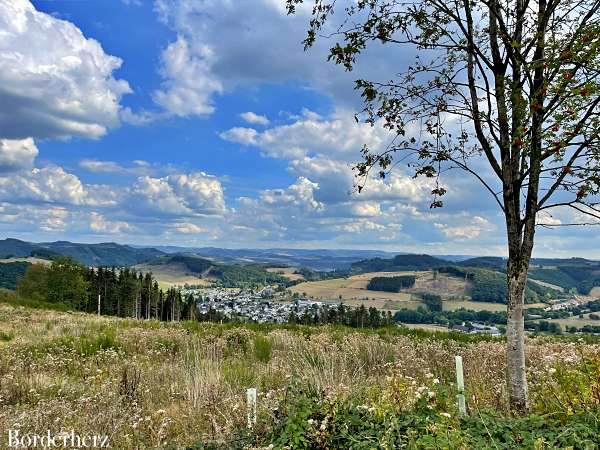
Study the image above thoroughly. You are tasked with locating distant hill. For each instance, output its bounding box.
[135,246,472,270]
[0,239,164,267]
[351,254,448,272]
[349,253,564,303]
[143,254,291,288]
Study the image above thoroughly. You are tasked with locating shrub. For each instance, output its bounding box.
[253,335,272,363]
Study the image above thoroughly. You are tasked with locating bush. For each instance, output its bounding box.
[0,288,69,312]
[253,335,272,363]
[263,393,599,449]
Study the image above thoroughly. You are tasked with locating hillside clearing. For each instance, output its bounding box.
[290,271,469,302]
[266,267,305,281]
[134,262,215,288]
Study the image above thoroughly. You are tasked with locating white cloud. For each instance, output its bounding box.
[350,202,381,217]
[79,159,125,174]
[0,166,87,205]
[89,212,133,234]
[0,138,38,172]
[130,172,226,216]
[221,109,391,160]
[240,111,270,126]
[152,0,406,118]
[434,216,495,239]
[335,220,386,233]
[152,36,222,117]
[0,0,131,140]
[219,127,258,146]
[259,177,324,212]
[172,222,207,234]
[79,159,154,176]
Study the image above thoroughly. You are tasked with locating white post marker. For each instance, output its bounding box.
[247,387,257,429]
[455,355,466,416]
[97,294,101,315]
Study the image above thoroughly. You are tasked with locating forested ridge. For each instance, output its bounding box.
[16,258,194,321]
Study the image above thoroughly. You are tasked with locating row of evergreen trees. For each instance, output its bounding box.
[290,303,395,328]
[16,257,194,321]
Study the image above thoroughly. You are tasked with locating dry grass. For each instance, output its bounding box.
[134,262,215,288]
[290,271,514,312]
[0,303,598,448]
[266,267,305,281]
[442,300,507,312]
[290,271,420,303]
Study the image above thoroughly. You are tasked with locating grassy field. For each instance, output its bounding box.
[537,313,600,330]
[290,271,461,302]
[134,262,215,289]
[0,303,598,448]
[266,267,305,281]
[290,271,518,312]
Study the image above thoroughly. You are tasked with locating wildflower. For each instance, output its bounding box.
[432,378,440,384]
[440,412,451,418]
[307,419,315,425]
[549,367,556,374]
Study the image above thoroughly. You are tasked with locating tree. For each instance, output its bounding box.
[287,0,600,411]
[16,263,48,302]
[45,257,88,309]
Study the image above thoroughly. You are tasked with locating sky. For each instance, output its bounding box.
[0,0,597,257]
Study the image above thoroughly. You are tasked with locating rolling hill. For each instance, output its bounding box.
[0,238,164,267]
[140,254,291,288]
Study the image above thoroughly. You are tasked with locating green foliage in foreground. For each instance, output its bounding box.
[0,289,69,312]
[262,399,599,449]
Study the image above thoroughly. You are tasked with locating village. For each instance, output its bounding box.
[182,285,337,324]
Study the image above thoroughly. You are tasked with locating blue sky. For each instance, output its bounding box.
[0,0,597,257]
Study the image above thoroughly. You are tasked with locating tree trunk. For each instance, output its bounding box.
[505,255,530,412]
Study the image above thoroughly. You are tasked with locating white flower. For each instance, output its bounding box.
[549,368,557,374]
[440,412,451,418]
[432,378,440,385]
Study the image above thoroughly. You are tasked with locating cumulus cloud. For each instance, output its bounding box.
[221,109,391,160]
[151,0,407,118]
[240,112,270,126]
[219,127,258,146]
[0,0,130,140]
[0,138,38,172]
[152,36,222,117]
[0,166,88,205]
[172,222,207,234]
[259,177,324,212]
[434,216,495,239]
[130,172,226,216]
[89,212,133,234]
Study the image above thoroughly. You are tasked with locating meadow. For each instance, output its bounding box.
[290,271,526,312]
[0,301,599,449]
